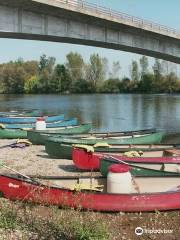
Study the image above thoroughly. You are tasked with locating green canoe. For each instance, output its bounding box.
[0,128,27,139]
[48,132,164,145]
[100,158,180,177]
[45,132,165,159]
[27,123,92,145]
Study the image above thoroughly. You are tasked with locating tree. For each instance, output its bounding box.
[138,73,155,93]
[153,58,162,79]
[163,72,179,93]
[1,63,26,93]
[23,61,39,79]
[130,60,139,91]
[73,79,94,93]
[66,52,84,91]
[86,54,105,91]
[119,77,132,93]
[24,75,39,93]
[109,61,121,79]
[50,64,71,93]
[102,57,109,80]
[39,54,49,72]
[101,78,120,93]
[38,55,56,93]
[152,58,164,92]
[139,56,148,76]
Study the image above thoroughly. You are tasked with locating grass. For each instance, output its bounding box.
[0,199,180,240]
[0,199,109,240]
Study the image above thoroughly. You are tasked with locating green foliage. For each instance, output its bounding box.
[24,75,39,93]
[131,60,139,84]
[66,52,85,91]
[1,63,26,93]
[139,56,149,76]
[72,79,95,93]
[0,201,109,240]
[153,58,163,81]
[138,73,155,93]
[0,203,18,230]
[101,78,120,93]
[119,77,132,93]
[73,220,108,240]
[86,53,106,90]
[0,54,179,94]
[51,64,71,93]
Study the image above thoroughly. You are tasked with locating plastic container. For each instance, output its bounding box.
[107,164,132,194]
[35,117,46,130]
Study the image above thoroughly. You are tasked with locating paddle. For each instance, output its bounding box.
[103,155,129,166]
[0,140,32,149]
[0,161,40,184]
[0,142,18,149]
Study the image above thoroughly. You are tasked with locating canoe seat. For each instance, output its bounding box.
[123,151,143,157]
[93,142,110,148]
[73,144,94,153]
[70,183,104,192]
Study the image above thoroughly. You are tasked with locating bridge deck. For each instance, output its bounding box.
[34,0,180,39]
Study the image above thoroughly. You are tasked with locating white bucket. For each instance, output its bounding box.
[35,117,46,130]
[107,164,132,194]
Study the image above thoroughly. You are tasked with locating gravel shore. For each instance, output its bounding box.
[0,139,98,177]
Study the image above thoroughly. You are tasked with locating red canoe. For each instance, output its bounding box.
[72,147,180,170]
[0,174,180,212]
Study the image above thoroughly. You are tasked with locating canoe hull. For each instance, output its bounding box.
[45,132,165,158]
[72,148,180,170]
[4,118,77,129]
[49,132,164,145]
[27,123,92,145]
[0,114,64,124]
[0,129,27,139]
[45,142,72,159]
[100,158,180,177]
[0,175,180,212]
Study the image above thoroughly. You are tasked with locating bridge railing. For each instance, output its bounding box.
[54,0,180,38]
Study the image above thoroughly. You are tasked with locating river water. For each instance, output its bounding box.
[0,94,180,135]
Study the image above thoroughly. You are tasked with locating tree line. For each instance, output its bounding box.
[0,53,180,94]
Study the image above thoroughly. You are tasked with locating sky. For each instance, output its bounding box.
[0,0,180,76]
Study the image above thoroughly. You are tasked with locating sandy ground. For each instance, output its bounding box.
[0,139,99,178]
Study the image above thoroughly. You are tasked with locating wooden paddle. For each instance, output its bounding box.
[0,161,40,184]
[103,155,129,165]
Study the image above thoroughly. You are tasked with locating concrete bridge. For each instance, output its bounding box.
[0,0,180,63]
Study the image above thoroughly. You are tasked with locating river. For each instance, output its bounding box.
[0,94,180,135]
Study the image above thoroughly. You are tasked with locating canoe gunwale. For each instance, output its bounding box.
[1,174,180,194]
[1,174,180,212]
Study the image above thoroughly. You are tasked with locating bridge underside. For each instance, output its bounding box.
[0,0,180,63]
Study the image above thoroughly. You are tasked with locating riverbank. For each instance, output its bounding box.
[0,140,180,239]
[0,139,98,177]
